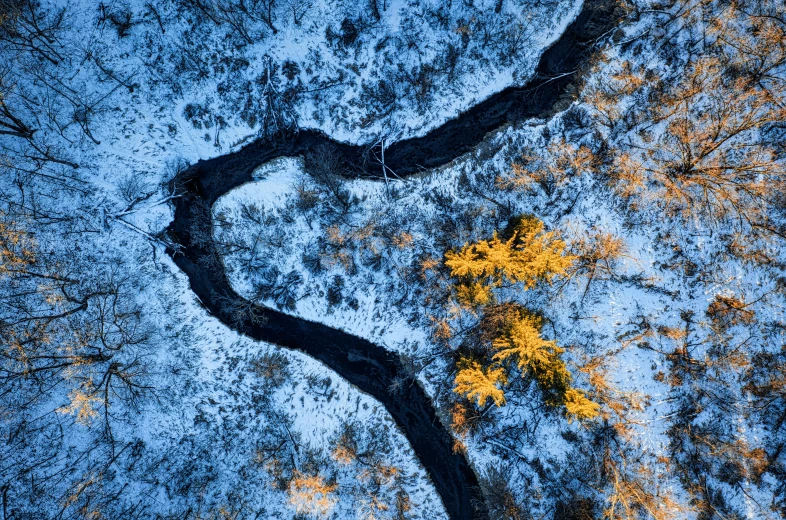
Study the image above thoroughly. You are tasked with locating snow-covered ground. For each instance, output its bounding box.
[3,0,785,516]
[1,0,594,517]
[214,95,786,513]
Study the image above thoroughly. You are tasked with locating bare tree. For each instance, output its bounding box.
[1,211,152,450]
[0,0,67,66]
[0,80,35,139]
[285,0,311,26]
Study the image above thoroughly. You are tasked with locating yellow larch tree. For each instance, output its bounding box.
[454,281,493,307]
[491,310,599,422]
[492,312,568,389]
[505,216,576,287]
[453,359,507,407]
[563,388,601,423]
[444,215,576,306]
[444,216,599,422]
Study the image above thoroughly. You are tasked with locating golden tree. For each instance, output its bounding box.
[444,216,598,422]
[563,388,601,423]
[453,359,507,407]
[490,310,599,421]
[492,311,570,392]
[445,215,576,306]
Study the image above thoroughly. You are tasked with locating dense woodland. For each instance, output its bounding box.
[2,0,786,518]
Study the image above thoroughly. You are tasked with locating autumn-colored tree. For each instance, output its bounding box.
[500,139,597,197]
[611,54,786,226]
[492,311,570,392]
[329,419,412,519]
[563,388,601,423]
[602,452,684,520]
[706,293,756,331]
[57,386,104,425]
[587,2,786,240]
[569,228,629,298]
[0,210,35,273]
[1,210,151,445]
[582,58,651,131]
[580,357,646,430]
[450,401,476,442]
[444,217,598,422]
[445,215,576,306]
[746,350,786,500]
[453,359,507,407]
[490,309,600,421]
[287,471,338,517]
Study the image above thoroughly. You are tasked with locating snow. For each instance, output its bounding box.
[3,0,594,515]
[4,0,785,515]
[213,87,786,513]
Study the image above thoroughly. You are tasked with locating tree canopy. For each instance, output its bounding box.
[445,215,576,306]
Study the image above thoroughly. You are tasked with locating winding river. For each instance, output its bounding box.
[166,2,616,518]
